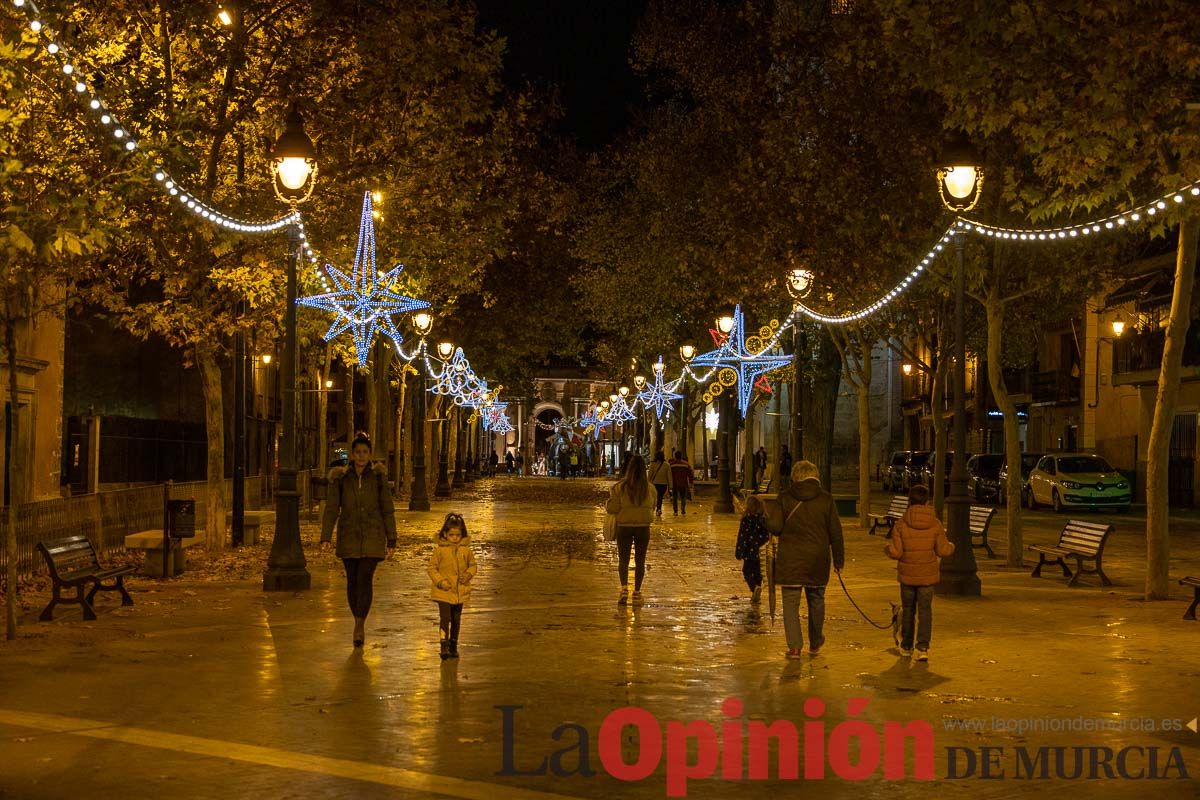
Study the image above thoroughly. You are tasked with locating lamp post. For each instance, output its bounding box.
[409,312,433,510]
[264,105,317,593]
[934,135,983,597]
[786,267,813,473]
[714,315,736,514]
[435,341,454,497]
[679,344,695,462]
[1087,318,1126,410]
[602,399,613,475]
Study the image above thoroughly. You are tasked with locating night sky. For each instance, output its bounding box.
[475,0,647,149]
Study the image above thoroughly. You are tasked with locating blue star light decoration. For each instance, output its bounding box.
[608,394,637,424]
[297,191,430,366]
[689,305,792,417]
[637,356,683,419]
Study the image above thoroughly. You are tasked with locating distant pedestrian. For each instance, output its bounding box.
[648,450,671,517]
[320,434,396,648]
[504,450,515,474]
[779,445,793,486]
[884,485,954,662]
[753,446,768,487]
[558,446,570,480]
[515,451,524,476]
[428,512,478,660]
[669,450,694,515]
[488,450,499,477]
[735,494,771,603]
[765,460,845,659]
[606,453,655,606]
[570,448,580,478]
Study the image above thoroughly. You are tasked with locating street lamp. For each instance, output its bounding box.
[786,268,813,474]
[263,104,318,593]
[902,362,914,376]
[679,344,696,363]
[1088,314,1127,410]
[409,315,433,510]
[717,315,735,335]
[435,342,455,497]
[934,133,983,598]
[634,374,647,389]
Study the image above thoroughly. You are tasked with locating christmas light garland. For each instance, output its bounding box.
[11,0,299,233]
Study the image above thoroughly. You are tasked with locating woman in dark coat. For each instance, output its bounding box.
[766,460,845,658]
[320,434,396,647]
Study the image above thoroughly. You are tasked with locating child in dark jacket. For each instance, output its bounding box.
[735,494,772,604]
[884,485,954,661]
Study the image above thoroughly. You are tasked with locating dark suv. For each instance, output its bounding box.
[921,451,968,493]
[967,454,1005,503]
[997,452,1045,506]
[904,451,932,491]
[883,450,909,492]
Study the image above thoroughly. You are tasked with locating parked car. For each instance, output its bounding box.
[904,451,932,491]
[998,452,1044,506]
[883,450,909,491]
[967,454,1005,503]
[921,451,968,493]
[1027,453,1131,512]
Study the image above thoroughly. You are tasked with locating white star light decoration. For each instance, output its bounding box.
[689,305,792,417]
[297,191,430,366]
[637,357,683,419]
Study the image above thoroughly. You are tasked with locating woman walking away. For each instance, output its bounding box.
[321,434,396,647]
[606,453,655,606]
[735,494,771,603]
[884,485,954,662]
[648,450,671,518]
[428,512,478,660]
[766,460,844,659]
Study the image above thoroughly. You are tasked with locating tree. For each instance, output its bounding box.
[0,33,119,638]
[876,0,1198,591]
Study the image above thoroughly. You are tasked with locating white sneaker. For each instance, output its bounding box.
[915,649,929,662]
[899,647,912,658]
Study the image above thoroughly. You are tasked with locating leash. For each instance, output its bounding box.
[835,569,892,630]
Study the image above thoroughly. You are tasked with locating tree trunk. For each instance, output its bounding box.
[1146,215,1199,599]
[394,367,408,482]
[856,339,873,529]
[931,359,949,518]
[5,320,19,640]
[196,342,227,550]
[372,340,393,461]
[365,359,378,448]
[806,328,842,488]
[741,404,756,490]
[402,371,415,486]
[316,348,331,471]
[343,363,356,442]
[985,296,1023,566]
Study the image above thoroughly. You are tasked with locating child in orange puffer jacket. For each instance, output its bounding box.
[885,485,954,662]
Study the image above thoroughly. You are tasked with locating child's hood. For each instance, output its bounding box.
[902,504,940,530]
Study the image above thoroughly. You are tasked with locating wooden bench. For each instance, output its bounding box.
[868,495,908,536]
[36,536,134,621]
[226,509,276,545]
[970,505,999,558]
[125,530,203,577]
[1028,519,1115,588]
[1181,576,1200,620]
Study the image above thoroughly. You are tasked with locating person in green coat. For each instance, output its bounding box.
[320,435,396,647]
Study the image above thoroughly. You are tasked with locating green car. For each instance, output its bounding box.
[1027,454,1131,512]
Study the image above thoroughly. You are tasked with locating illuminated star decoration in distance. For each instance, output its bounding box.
[688,305,792,417]
[297,191,430,366]
[637,356,684,419]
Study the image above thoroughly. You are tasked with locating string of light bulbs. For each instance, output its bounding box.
[959,180,1200,240]
[12,0,299,233]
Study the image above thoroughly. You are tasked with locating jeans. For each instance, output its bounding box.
[616,526,651,590]
[653,484,668,515]
[343,557,381,619]
[781,586,826,651]
[900,584,934,651]
[671,487,688,514]
[438,601,463,641]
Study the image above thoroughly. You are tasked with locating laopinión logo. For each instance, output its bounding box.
[498,697,935,797]
[496,698,1191,797]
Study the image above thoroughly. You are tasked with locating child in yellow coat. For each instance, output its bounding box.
[428,512,478,660]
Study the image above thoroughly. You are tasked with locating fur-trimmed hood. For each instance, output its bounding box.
[328,460,388,482]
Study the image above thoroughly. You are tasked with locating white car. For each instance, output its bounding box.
[1026,454,1131,513]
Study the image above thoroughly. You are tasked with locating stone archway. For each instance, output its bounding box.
[532,402,565,466]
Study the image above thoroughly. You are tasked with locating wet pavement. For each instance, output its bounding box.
[2,477,1199,799]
